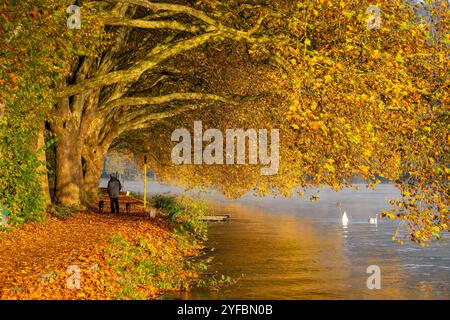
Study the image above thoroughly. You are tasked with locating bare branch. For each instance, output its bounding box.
[99,16,201,33]
[57,2,266,99]
[58,32,219,98]
[102,92,238,110]
[112,0,218,26]
[118,103,205,134]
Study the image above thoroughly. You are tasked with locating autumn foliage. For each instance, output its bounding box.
[0,213,203,300]
[0,0,448,245]
[114,1,449,244]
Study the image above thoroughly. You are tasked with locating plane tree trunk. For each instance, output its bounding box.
[53,121,84,207]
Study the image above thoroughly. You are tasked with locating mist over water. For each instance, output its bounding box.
[101,180,450,299]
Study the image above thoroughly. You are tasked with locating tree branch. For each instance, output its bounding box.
[57,1,266,98]
[102,92,238,110]
[57,31,219,98]
[99,16,201,33]
[112,0,218,26]
[118,103,206,134]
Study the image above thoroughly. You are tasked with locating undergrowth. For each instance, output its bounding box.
[153,194,208,241]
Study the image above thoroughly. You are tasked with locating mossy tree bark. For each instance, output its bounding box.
[37,123,51,206]
[54,125,84,207]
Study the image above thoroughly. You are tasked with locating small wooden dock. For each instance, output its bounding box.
[199,215,231,222]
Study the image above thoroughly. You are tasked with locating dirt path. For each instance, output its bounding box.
[0,213,177,299]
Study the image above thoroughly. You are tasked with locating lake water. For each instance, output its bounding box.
[102,180,450,300]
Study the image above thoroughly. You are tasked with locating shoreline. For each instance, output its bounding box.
[0,211,205,300]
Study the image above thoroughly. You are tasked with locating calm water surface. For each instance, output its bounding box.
[104,180,450,300]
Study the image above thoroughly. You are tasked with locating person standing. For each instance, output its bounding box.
[107,174,122,214]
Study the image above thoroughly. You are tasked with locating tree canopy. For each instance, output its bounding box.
[0,0,448,244]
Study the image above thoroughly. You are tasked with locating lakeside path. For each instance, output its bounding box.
[0,213,202,300]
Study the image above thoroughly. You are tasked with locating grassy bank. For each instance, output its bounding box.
[153,194,209,241]
[104,194,211,299]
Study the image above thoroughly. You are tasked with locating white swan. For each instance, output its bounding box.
[368,214,378,225]
[342,211,349,225]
